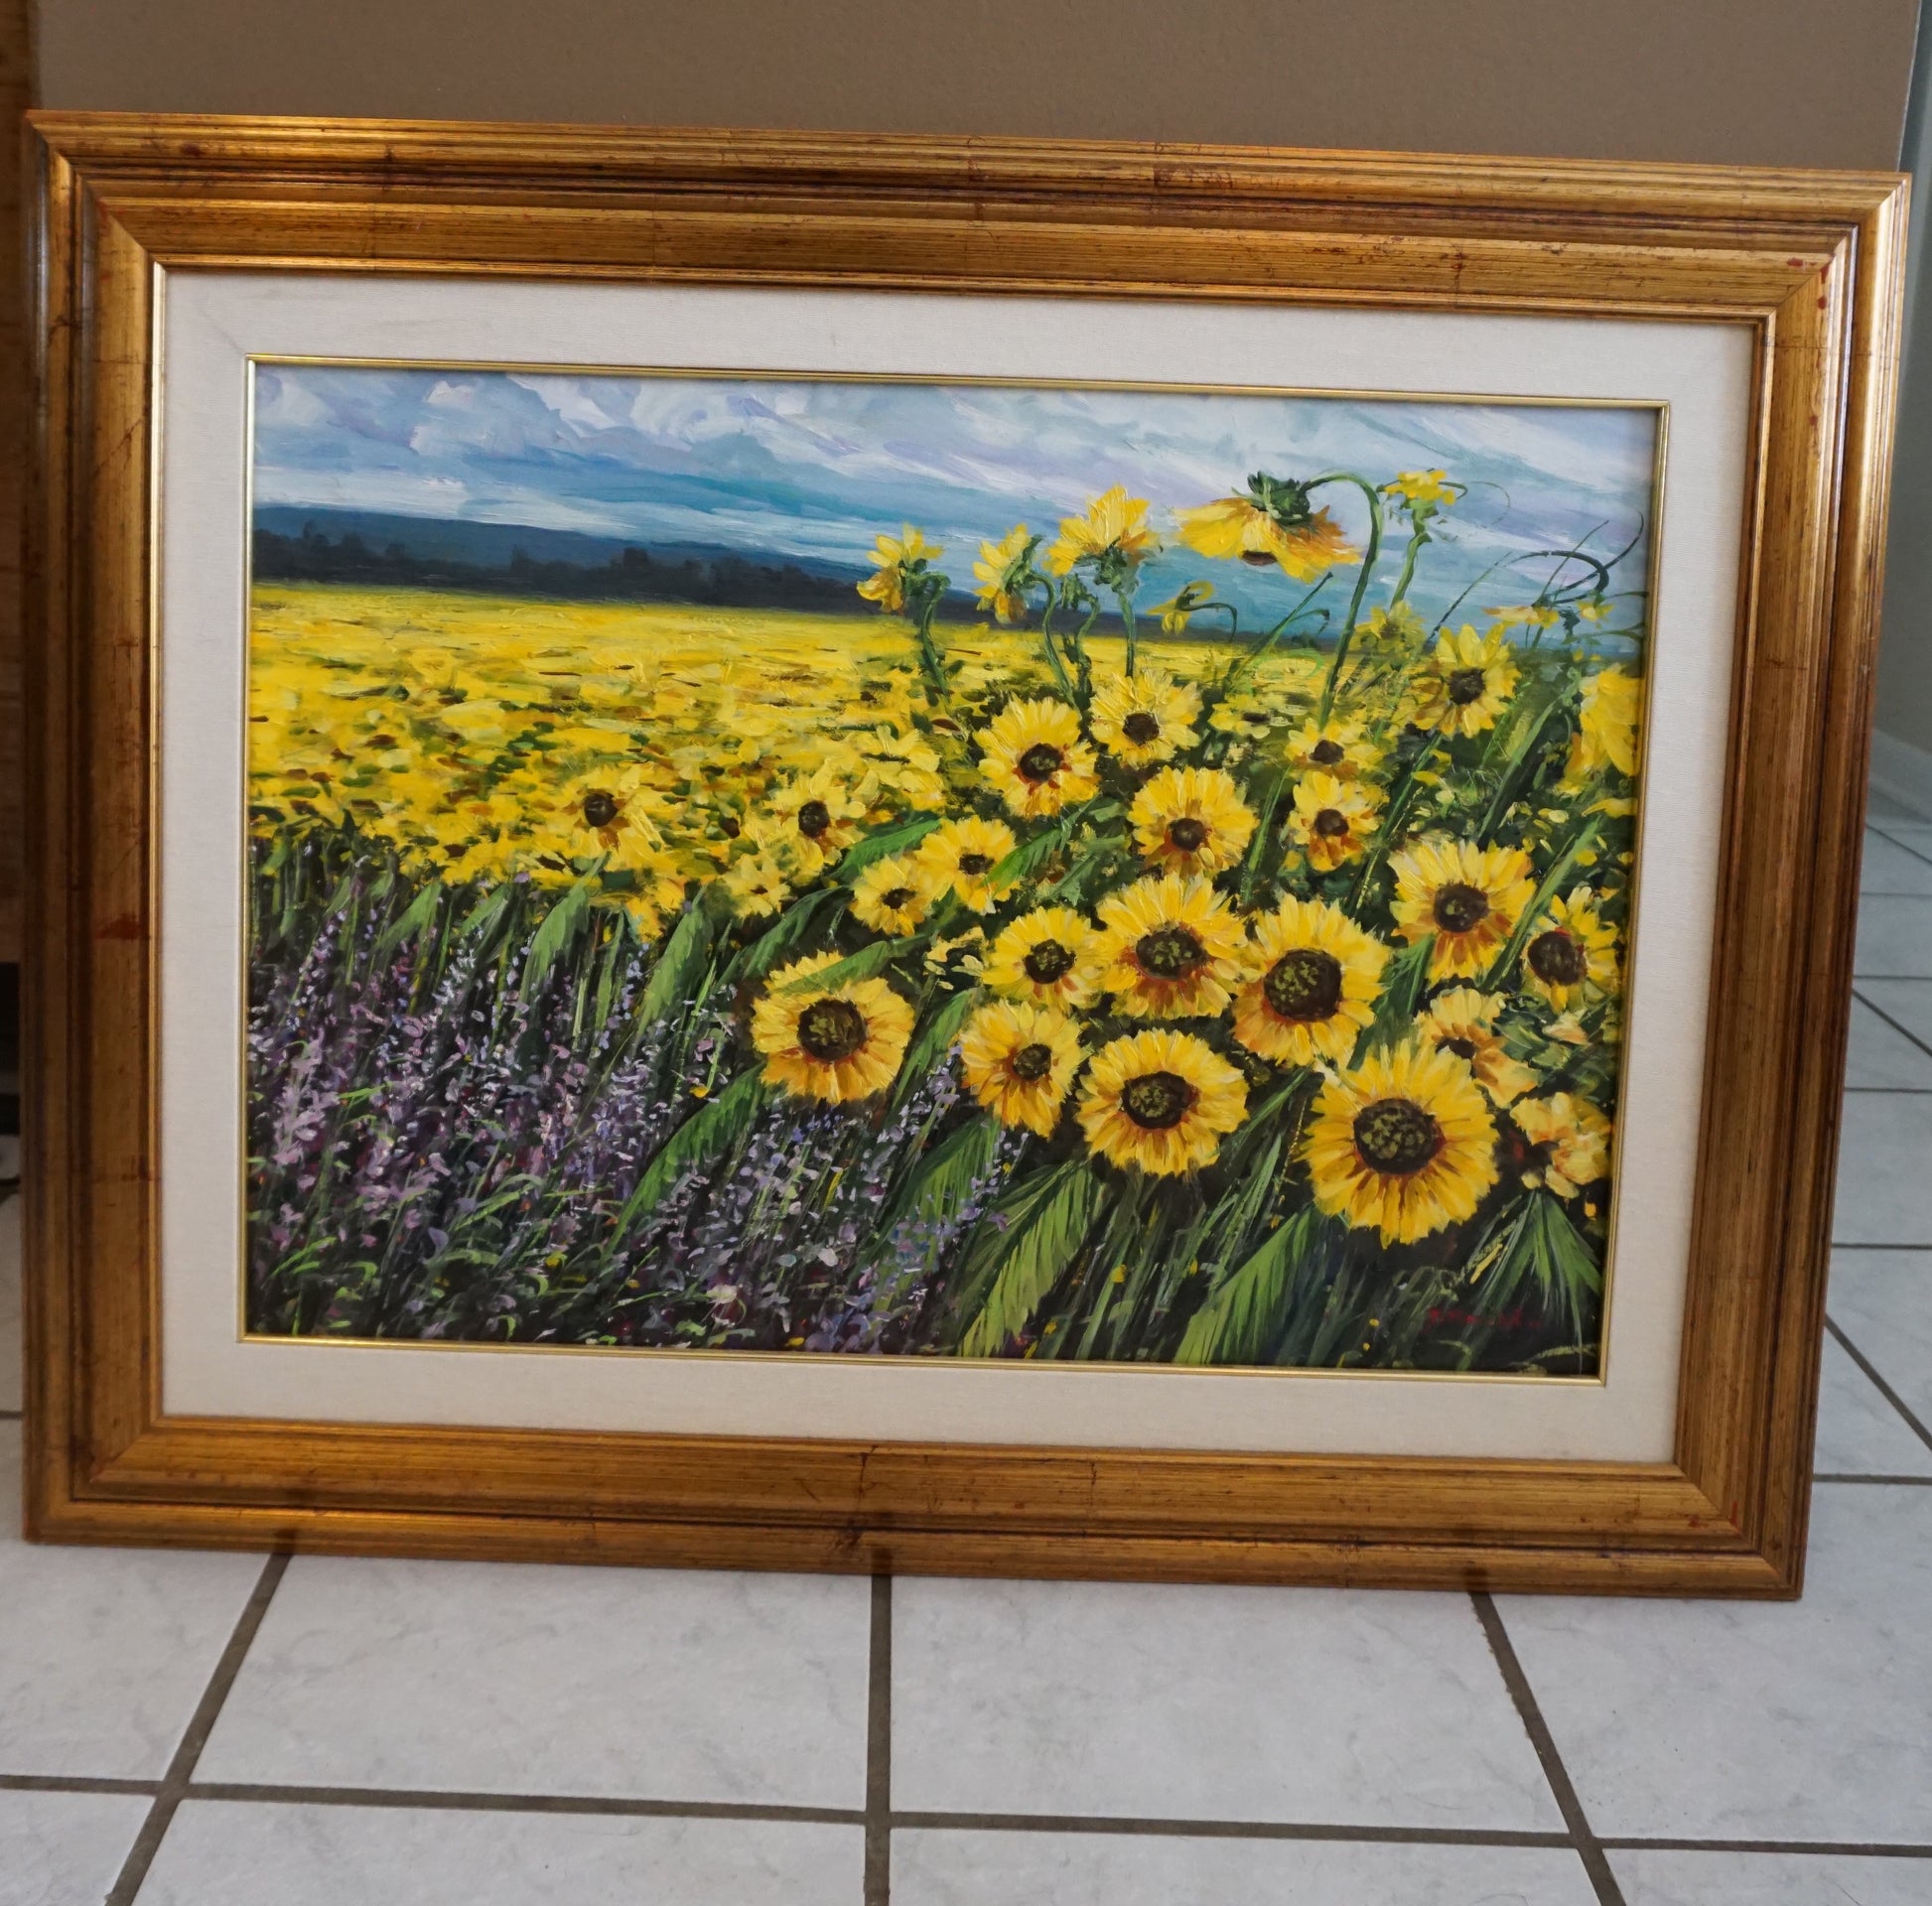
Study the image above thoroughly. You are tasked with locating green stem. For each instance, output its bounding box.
[1034,590,1075,701]
[1386,523,1432,611]
[1223,575,1331,694]
[1309,473,1385,725]
[1482,808,1604,990]
[1116,587,1139,678]
[1347,726,1443,908]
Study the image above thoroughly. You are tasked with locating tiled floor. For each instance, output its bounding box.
[4,827,1932,1904]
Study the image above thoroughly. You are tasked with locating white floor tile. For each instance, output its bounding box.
[1611,1846,1932,1904]
[1832,1093,1932,1244]
[134,1801,861,1906]
[1856,895,1932,979]
[197,1555,871,1807]
[1812,1333,1932,1474]
[1875,816,1932,844]
[1832,1250,1932,1436]
[1495,1484,1932,1840]
[0,1789,149,1906]
[0,1424,268,1780]
[0,1197,18,1414]
[892,1577,1561,1831]
[1858,978,1932,1050]
[1865,787,1923,821]
[894,1830,1598,1905]
[1861,829,1932,894]
[1845,998,1932,1090]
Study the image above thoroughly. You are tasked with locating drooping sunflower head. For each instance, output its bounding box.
[1284,715,1379,781]
[1089,667,1203,767]
[851,853,938,937]
[983,904,1104,1009]
[857,525,942,614]
[764,764,874,868]
[915,814,1019,913]
[959,999,1085,1138]
[1417,986,1537,1105]
[1566,664,1643,782]
[1043,485,1159,578]
[978,697,1100,819]
[1381,469,1459,513]
[1151,580,1216,633]
[1286,771,1382,874]
[972,524,1038,625]
[1174,473,1357,580]
[751,950,917,1104]
[1077,1027,1249,1176]
[1513,1092,1614,1198]
[1390,837,1537,980]
[1232,894,1389,1067]
[1408,624,1520,738]
[1519,886,1619,1011]
[1094,873,1246,1020]
[1302,1039,1500,1246]
[1130,765,1258,878]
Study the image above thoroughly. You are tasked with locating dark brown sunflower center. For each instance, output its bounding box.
[1121,1070,1196,1130]
[796,799,832,839]
[582,791,619,829]
[1018,743,1065,783]
[1447,667,1488,706]
[1311,807,1349,838]
[1439,1035,1478,1059]
[1527,929,1587,986]
[1433,882,1490,935]
[881,886,916,910]
[1167,817,1209,853]
[795,998,868,1063]
[956,853,995,876]
[1310,738,1345,765]
[1122,712,1162,745]
[1135,926,1207,981]
[1353,1097,1444,1176]
[1239,549,1277,568]
[1022,939,1075,984]
[1263,947,1343,1021]
[1009,1042,1054,1083]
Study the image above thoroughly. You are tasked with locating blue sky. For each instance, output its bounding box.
[252,365,1660,625]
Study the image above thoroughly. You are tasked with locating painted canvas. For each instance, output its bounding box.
[245,366,1656,1375]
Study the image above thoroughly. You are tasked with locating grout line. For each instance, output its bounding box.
[185,1784,864,1823]
[103,1552,289,1906]
[889,1812,1570,1845]
[1471,1593,1627,1906]
[1851,989,1932,1064]
[864,1574,893,1906]
[1601,1835,1932,1858]
[1831,1242,1932,1252]
[1873,824,1932,870]
[1849,973,1932,984]
[0,1410,21,1421]
[0,1775,160,1797]
[1825,1316,1932,1457]
[1844,1086,1932,1095]
[1815,1472,1932,1485]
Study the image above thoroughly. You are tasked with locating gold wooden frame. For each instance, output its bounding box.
[21,113,1907,1595]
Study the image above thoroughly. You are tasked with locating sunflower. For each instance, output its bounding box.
[983,905,1104,1010]
[549,764,665,861]
[1151,581,1215,633]
[1391,838,1536,980]
[1231,894,1388,1067]
[1130,766,1257,878]
[1089,667,1202,767]
[1285,772,1381,873]
[959,1000,1084,1137]
[1513,1093,1613,1198]
[1078,1027,1249,1175]
[1094,874,1245,1020]
[1416,987,1537,1105]
[1407,625,1520,738]
[1566,665,1642,781]
[1303,1040,1499,1245]
[763,764,873,867]
[973,524,1037,624]
[1174,473,1356,580]
[850,854,937,936]
[857,525,941,613]
[1519,887,1619,1011]
[1383,469,1458,509]
[1284,715,1379,781]
[978,697,1100,819]
[916,814,1019,912]
[1043,485,1159,577]
[752,950,916,1104]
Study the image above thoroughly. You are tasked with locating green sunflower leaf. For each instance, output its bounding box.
[957,1162,1106,1358]
[616,1068,768,1235]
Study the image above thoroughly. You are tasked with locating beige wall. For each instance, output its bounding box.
[32,0,1922,170]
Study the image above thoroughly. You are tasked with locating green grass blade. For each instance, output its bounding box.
[616,1068,768,1235]
[958,1163,1105,1358]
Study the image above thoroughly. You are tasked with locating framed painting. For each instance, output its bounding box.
[22,114,1906,1594]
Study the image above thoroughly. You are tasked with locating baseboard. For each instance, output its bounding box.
[1868,727,1932,820]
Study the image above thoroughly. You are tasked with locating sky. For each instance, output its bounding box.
[251,364,1661,626]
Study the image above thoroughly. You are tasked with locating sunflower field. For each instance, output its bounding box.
[248,464,1643,1373]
